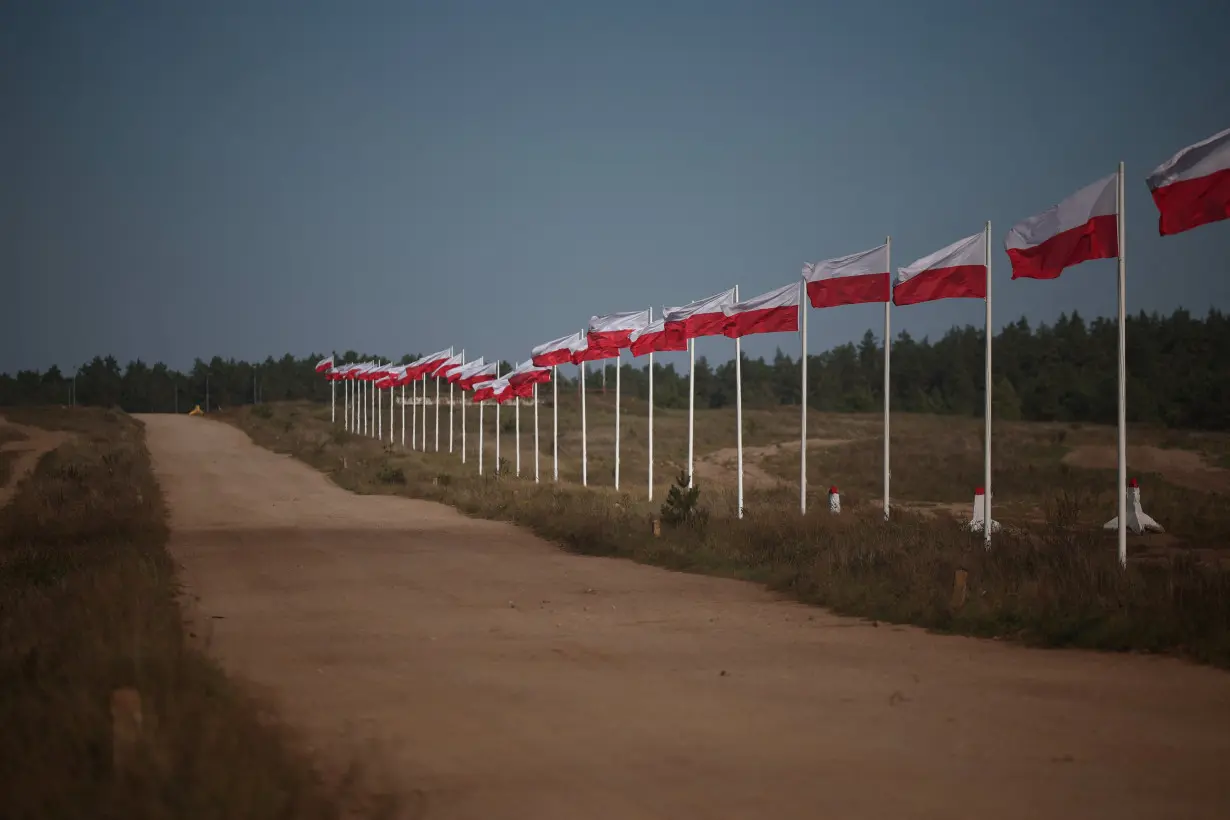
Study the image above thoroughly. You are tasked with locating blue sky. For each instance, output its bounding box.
[3,0,1227,373]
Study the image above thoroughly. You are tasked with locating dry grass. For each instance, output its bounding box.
[229,400,1230,668]
[0,450,17,486]
[0,406,403,820]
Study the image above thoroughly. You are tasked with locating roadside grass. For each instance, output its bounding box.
[229,401,1230,669]
[0,407,401,820]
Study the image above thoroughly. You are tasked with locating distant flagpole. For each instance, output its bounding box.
[552,365,559,482]
[800,282,807,514]
[581,351,588,487]
[479,388,485,476]
[343,377,349,431]
[434,377,441,451]
[411,378,417,449]
[648,307,654,502]
[688,338,695,488]
[884,235,892,521]
[534,382,540,483]
[984,220,994,548]
[495,362,501,473]
[450,351,460,454]
[735,285,744,519]
[1116,161,1128,567]
[515,392,521,477]
[331,373,336,424]
[401,384,406,447]
[614,352,621,490]
[389,383,394,443]
[462,374,467,464]
[422,374,428,451]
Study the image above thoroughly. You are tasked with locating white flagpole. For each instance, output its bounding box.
[648,311,655,502]
[344,378,349,431]
[552,365,559,481]
[984,220,993,548]
[389,384,394,443]
[885,236,892,521]
[479,394,485,476]
[495,362,501,473]
[687,338,695,488]
[581,355,588,487]
[411,378,417,449]
[534,382,540,483]
[378,382,383,441]
[363,378,368,436]
[1116,161,1128,567]
[422,375,428,450]
[614,352,621,490]
[735,285,744,519]
[515,394,521,477]
[359,378,364,435]
[451,350,460,453]
[331,377,336,423]
[800,281,807,514]
[435,376,441,451]
[462,378,467,464]
[401,384,406,447]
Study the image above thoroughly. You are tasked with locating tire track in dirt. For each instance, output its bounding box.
[140,414,1230,820]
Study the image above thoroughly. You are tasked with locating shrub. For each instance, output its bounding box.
[375,463,405,485]
[661,471,707,529]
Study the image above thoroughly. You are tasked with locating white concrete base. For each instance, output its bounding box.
[1103,481,1164,534]
[828,487,840,515]
[966,489,1001,533]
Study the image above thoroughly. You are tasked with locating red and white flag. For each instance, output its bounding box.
[448,358,485,385]
[431,352,465,379]
[315,355,334,373]
[663,288,737,344]
[472,379,503,403]
[375,374,396,390]
[532,332,590,367]
[588,310,651,355]
[1006,174,1118,280]
[459,362,498,391]
[629,318,688,357]
[1147,126,1230,236]
[894,231,987,306]
[722,283,800,338]
[803,244,890,308]
[407,349,452,379]
[507,359,552,387]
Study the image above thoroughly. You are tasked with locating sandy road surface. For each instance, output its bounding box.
[139,415,1230,820]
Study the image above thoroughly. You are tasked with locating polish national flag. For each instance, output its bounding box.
[1006,174,1118,280]
[722,283,800,338]
[629,318,688,357]
[532,332,589,367]
[507,360,552,387]
[663,288,737,345]
[431,352,465,379]
[315,355,334,373]
[495,379,521,404]
[1147,126,1230,236]
[448,358,485,384]
[407,350,452,379]
[894,231,987,306]
[803,244,890,308]
[459,362,498,390]
[375,375,396,390]
[351,363,375,380]
[588,310,651,355]
[474,377,512,404]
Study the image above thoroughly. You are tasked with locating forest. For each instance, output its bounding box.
[3,308,1228,431]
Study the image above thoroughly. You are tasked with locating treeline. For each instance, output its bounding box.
[3,308,1228,430]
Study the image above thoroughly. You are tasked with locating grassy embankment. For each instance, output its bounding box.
[0,407,400,819]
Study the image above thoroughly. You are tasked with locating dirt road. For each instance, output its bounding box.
[140,415,1230,820]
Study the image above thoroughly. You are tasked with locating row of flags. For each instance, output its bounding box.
[315,126,1228,566]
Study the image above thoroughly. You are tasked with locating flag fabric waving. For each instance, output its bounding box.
[894,231,987,305]
[663,288,737,345]
[588,310,651,354]
[1147,126,1230,236]
[407,350,452,379]
[630,318,688,357]
[431,352,465,379]
[507,359,552,387]
[532,332,589,367]
[803,244,890,308]
[1006,174,1118,280]
[459,362,498,390]
[722,283,800,338]
[448,358,485,385]
[315,355,334,373]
